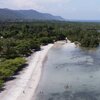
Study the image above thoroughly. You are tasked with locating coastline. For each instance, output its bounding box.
[0,44,53,100]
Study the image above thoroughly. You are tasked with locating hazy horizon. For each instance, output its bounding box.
[0,0,100,20]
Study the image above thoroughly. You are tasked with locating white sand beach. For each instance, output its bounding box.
[0,44,53,100]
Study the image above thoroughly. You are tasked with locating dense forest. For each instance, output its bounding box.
[0,21,100,89]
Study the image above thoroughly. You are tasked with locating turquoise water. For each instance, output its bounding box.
[33,42,100,100]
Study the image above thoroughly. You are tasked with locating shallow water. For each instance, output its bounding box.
[33,42,100,100]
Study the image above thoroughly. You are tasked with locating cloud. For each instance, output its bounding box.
[33,0,72,14]
[11,0,38,9]
[0,0,42,10]
[0,0,71,10]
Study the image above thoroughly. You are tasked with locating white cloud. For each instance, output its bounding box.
[0,0,71,10]
[0,0,42,10]
[11,0,37,9]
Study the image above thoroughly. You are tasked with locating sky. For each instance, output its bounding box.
[0,0,100,20]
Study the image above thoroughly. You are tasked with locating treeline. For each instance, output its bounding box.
[0,21,100,88]
[0,22,67,88]
[67,29,100,47]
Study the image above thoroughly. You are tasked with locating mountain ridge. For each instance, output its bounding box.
[0,8,64,22]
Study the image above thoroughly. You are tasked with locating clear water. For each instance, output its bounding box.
[33,42,100,100]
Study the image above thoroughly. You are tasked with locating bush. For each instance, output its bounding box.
[0,57,26,80]
[40,37,54,45]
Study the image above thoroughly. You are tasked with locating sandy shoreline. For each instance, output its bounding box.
[0,44,53,100]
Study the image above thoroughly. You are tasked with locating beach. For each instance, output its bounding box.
[0,44,53,100]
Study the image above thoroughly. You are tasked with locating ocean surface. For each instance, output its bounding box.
[33,42,100,100]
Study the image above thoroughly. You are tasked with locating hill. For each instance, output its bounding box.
[0,8,64,22]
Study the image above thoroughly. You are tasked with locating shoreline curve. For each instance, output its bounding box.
[0,44,54,100]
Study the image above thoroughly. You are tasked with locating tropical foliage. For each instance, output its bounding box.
[0,21,100,88]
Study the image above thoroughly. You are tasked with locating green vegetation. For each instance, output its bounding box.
[0,21,100,88]
[0,58,26,87]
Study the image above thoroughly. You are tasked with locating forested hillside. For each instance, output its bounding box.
[0,9,64,22]
[0,21,100,89]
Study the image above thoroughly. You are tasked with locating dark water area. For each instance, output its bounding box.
[33,42,100,100]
